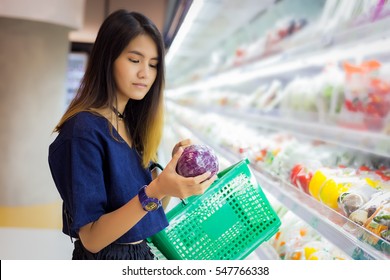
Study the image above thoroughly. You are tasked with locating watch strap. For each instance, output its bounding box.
[138,185,162,212]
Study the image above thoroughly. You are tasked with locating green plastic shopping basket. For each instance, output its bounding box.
[148,158,281,260]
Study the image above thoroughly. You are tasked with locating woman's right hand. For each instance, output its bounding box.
[147,147,217,200]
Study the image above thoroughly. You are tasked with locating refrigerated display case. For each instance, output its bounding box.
[162,0,390,260]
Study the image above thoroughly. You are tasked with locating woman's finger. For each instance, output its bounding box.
[201,174,217,188]
[171,139,193,157]
[179,139,192,147]
[193,171,212,184]
[197,175,217,195]
[167,147,183,170]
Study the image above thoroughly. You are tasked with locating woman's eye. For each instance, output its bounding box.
[129,58,139,63]
[149,64,158,68]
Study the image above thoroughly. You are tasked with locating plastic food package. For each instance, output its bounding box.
[349,191,390,226]
[309,167,356,201]
[270,213,349,260]
[338,184,379,216]
[357,197,390,250]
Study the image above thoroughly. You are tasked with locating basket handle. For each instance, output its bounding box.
[149,162,164,172]
[181,198,188,205]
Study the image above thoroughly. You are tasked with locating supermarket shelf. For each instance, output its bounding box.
[170,101,390,159]
[172,117,390,260]
[164,1,390,261]
[279,14,390,60]
[167,17,390,95]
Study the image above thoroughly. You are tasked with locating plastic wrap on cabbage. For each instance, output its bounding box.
[176,144,219,180]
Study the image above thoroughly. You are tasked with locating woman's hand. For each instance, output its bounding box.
[171,139,192,157]
[148,147,217,200]
[78,146,217,253]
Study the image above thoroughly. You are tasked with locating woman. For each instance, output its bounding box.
[48,9,216,260]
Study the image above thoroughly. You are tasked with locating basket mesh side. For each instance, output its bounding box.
[148,242,168,260]
[164,173,279,260]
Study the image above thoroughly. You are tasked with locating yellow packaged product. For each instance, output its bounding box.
[319,177,352,209]
[309,167,355,200]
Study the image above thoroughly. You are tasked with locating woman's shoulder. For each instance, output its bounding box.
[70,111,105,125]
[61,111,108,139]
[49,111,109,156]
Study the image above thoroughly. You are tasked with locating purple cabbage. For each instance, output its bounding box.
[176,144,219,179]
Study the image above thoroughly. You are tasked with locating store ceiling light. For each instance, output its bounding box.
[165,0,204,66]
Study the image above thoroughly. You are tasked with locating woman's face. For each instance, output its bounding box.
[113,34,159,104]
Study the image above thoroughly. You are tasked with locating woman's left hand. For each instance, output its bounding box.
[150,146,217,200]
[171,139,192,157]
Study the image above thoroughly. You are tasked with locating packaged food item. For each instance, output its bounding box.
[309,168,330,200]
[309,167,355,201]
[272,222,315,260]
[319,176,354,209]
[290,163,313,194]
[381,229,390,242]
[317,64,345,123]
[270,210,351,260]
[254,80,282,111]
[349,192,390,226]
[270,212,314,259]
[340,60,390,131]
[338,184,379,216]
[360,200,390,249]
[372,204,390,227]
[375,167,390,182]
[302,241,333,260]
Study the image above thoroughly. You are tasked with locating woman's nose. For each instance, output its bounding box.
[138,64,149,79]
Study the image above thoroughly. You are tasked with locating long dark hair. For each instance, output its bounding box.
[54,10,165,167]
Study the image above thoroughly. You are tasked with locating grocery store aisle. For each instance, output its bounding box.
[2,0,390,261]
[164,0,390,260]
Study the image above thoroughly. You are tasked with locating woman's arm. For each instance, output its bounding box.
[78,147,216,253]
[78,193,147,253]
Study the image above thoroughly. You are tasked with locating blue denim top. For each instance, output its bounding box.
[48,112,168,243]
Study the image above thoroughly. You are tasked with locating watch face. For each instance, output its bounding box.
[145,201,159,211]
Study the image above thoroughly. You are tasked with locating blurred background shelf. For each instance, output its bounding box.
[163,0,390,260]
[168,101,390,158]
[167,0,390,91]
[161,113,390,260]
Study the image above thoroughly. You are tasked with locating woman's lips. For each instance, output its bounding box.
[133,83,147,88]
